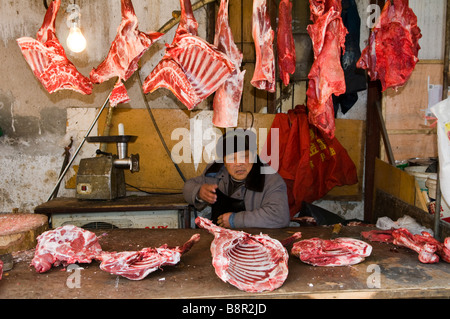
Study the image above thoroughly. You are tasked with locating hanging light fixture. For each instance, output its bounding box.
[66,1,86,53]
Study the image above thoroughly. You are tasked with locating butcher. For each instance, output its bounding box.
[183,129,290,228]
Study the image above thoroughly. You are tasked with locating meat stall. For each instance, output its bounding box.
[1,0,450,302]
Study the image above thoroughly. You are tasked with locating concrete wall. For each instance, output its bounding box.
[0,0,207,213]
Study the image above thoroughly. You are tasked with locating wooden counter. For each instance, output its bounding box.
[34,194,191,228]
[34,194,190,214]
[0,226,449,299]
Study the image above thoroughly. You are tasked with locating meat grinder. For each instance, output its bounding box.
[76,132,139,200]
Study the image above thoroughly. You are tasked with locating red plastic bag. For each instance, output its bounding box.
[262,105,358,218]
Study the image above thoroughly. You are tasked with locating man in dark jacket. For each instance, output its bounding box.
[183,129,290,229]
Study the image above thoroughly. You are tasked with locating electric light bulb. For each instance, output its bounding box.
[66,26,86,53]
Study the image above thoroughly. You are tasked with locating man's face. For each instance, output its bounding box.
[224,150,254,181]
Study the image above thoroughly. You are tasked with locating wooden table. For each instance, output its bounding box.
[34,194,191,228]
[0,226,449,300]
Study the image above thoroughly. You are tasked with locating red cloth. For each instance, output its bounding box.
[262,105,358,218]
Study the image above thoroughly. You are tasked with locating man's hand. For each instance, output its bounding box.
[198,184,218,204]
[217,213,232,228]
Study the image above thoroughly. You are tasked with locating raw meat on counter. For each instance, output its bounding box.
[143,0,235,110]
[97,234,200,280]
[195,216,302,293]
[357,0,422,91]
[31,225,102,273]
[392,228,450,264]
[291,237,372,267]
[277,0,296,86]
[251,0,276,92]
[90,0,163,106]
[212,0,245,128]
[361,229,394,243]
[306,0,348,139]
[362,227,450,264]
[16,0,92,95]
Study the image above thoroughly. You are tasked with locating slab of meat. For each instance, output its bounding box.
[97,234,200,280]
[31,225,102,273]
[0,259,3,280]
[195,216,301,292]
[361,229,394,243]
[212,0,246,128]
[251,0,276,92]
[277,0,296,86]
[16,0,92,95]
[306,0,348,139]
[357,0,421,91]
[142,0,235,110]
[392,228,450,264]
[291,237,372,267]
[90,0,163,106]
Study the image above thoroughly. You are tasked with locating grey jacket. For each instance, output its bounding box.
[183,157,290,228]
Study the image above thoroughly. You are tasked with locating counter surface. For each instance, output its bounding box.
[1,226,449,299]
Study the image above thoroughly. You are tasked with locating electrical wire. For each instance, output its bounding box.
[125,183,182,195]
[135,72,187,183]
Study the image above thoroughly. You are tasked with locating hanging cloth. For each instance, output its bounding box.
[333,0,367,115]
[262,105,358,218]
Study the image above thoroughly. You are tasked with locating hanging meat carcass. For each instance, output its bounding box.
[212,0,246,128]
[90,0,163,106]
[251,0,276,92]
[31,225,103,273]
[306,0,348,139]
[291,237,372,267]
[97,234,200,280]
[195,216,302,292]
[16,0,92,95]
[142,0,235,110]
[357,0,422,91]
[277,0,296,86]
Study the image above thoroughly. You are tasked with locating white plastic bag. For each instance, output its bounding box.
[376,216,397,230]
[376,215,434,236]
[396,215,434,235]
[430,97,450,208]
